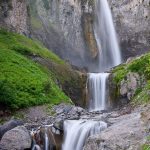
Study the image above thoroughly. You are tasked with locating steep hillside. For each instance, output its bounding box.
[0,29,86,110]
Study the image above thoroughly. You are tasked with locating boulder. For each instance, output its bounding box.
[39,126,63,150]
[120,72,146,100]
[0,126,31,150]
[84,111,145,150]
[0,119,23,139]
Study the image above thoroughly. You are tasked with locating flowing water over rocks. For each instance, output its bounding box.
[62,120,107,150]
[88,73,109,111]
[87,0,122,112]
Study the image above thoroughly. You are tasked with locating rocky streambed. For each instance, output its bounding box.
[0,103,150,150]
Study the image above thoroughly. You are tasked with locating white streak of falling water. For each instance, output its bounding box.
[62,120,107,150]
[88,73,109,111]
[44,128,49,150]
[94,0,122,72]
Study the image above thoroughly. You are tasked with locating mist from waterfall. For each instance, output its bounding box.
[94,0,121,72]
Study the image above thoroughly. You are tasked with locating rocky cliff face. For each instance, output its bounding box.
[29,0,98,69]
[0,0,29,36]
[0,0,149,68]
[29,0,150,68]
[109,0,150,60]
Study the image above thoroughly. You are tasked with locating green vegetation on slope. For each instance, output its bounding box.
[0,29,69,110]
[112,53,150,104]
[0,29,64,64]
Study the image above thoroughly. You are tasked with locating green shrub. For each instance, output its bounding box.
[141,144,150,150]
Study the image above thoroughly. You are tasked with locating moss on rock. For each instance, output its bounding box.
[111,52,150,105]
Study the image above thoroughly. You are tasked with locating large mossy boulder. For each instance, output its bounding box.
[109,53,150,108]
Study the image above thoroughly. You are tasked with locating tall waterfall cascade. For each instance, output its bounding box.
[88,0,122,111]
[94,0,121,72]
[62,0,122,149]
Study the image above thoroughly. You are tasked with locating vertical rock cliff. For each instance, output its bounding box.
[109,0,150,59]
[0,0,149,69]
[0,0,29,35]
[29,0,98,69]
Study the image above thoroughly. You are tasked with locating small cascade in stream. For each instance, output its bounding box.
[62,120,107,150]
[88,73,109,111]
[44,128,49,150]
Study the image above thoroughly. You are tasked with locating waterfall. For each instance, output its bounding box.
[94,0,121,72]
[88,0,122,111]
[88,73,109,111]
[62,120,107,150]
[62,0,122,149]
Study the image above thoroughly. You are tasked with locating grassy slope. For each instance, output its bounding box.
[0,29,69,110]
[112,53,150,104]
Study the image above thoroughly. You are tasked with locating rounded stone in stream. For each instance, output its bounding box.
[53,118,64,131]
[63,106,72,114]
[0,119,23,139]
[0,126,31,150]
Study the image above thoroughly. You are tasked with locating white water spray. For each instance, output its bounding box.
[62,120,107,150]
